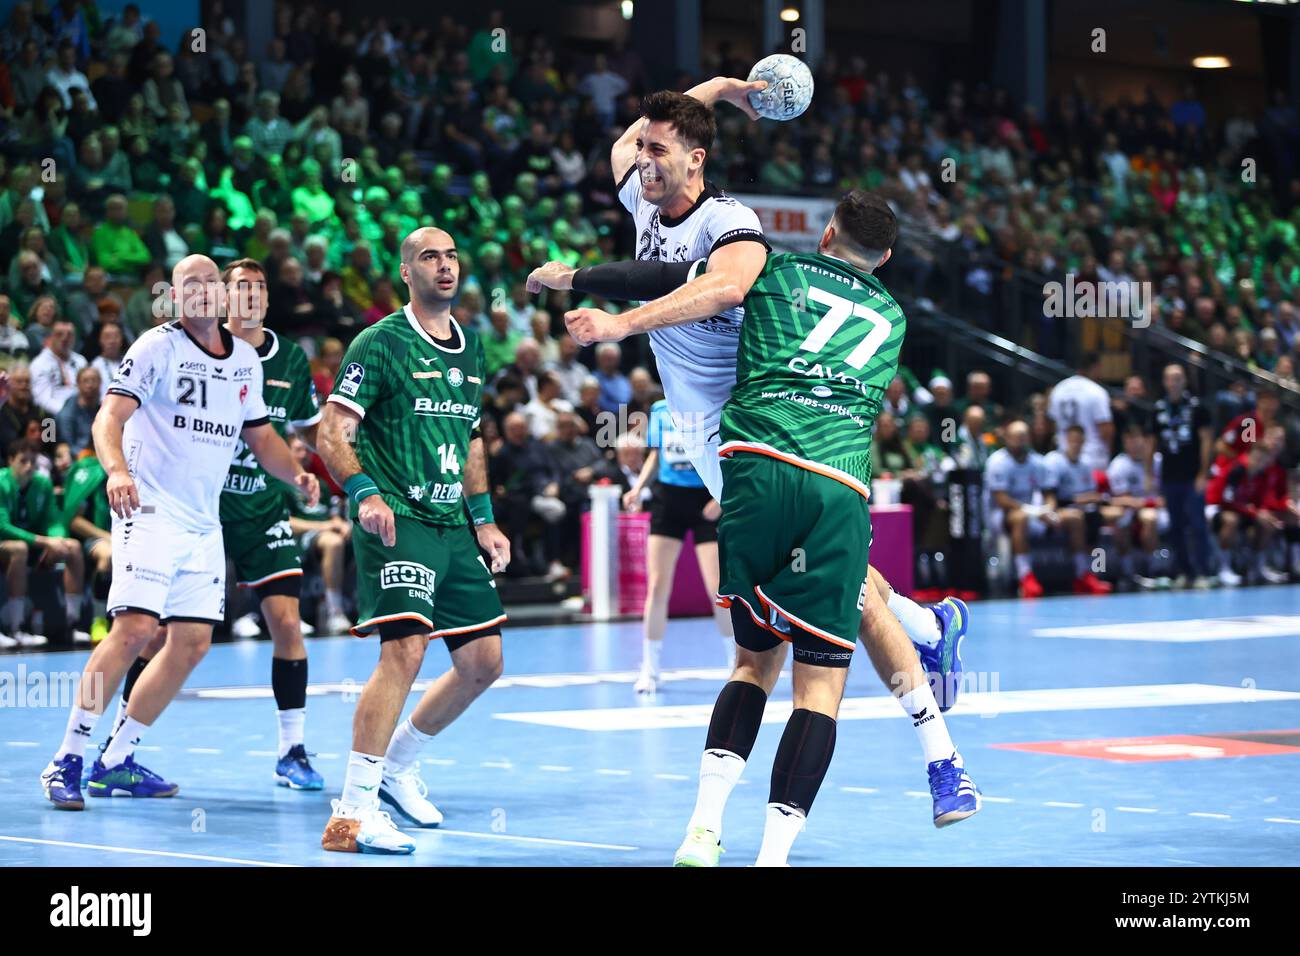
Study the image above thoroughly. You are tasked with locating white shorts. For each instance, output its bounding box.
[107,511,226,624]
[688,438,724,501]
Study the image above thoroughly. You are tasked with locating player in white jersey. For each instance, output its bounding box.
[529,83,977,863]
[1047,353,1115,472]
[987,420,1111,598]
[41,255,319,810]
[1107,423,1169,588]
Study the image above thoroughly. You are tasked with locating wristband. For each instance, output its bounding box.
[467,492,494,526]
[344,473,381,506]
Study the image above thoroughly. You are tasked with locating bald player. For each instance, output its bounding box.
[42,254,319,809]
[318,227,511,854]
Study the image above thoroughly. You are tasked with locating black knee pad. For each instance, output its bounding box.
[769,708,838,815]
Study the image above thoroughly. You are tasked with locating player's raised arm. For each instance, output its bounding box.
[464,434,510,573]
[241,421,319,509]
[92,393,142,518]
[318,400,396,548]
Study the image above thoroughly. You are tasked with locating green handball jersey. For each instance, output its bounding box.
[62,456,112,533]
[328,306,485,527]
[720,252,906,498]
[219,329,322,526]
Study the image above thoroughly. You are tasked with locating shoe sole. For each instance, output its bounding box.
[357,840,417,855]
[86,786,179,798]
[936,598,969,713]
[276,774,324,791]
[934,795,982,828]
[672,854,718,867]
[45,789,85,811]
[379,788,442,828]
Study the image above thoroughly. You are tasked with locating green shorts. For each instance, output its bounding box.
[223,511,303,589]
[717,452,872,653]
[352,512,506,639]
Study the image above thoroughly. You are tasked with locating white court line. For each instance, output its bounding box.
[596,768,631,776]
[904,790,929,799]
[981,796,1015,804]
[539,765,573,772]
[1189,812,1231,820]
[840,786,879,794]
[1044,801,1084,808]
[186,747,222,754]
[1116,806,1160,814]
[246,750,278,757]
[426,758,456,766]
[4,741,38,747]
[0,834,297,867]
[1265,817,1300,825]
[481,760,513,769]
[431,829,637,851]
[654,773,689,781]
[136,745,161,752]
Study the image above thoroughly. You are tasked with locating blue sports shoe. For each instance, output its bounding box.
[85,754,179,798]
[921,597,969,712]
[930,754,977,832]
[275,744,324,790]
[41,754,86,810]
[928,752,981,828]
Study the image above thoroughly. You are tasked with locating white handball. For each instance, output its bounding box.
[746,54,814,121]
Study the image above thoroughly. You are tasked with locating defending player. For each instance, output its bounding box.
[317,227,511,854]
[41,254,318,810]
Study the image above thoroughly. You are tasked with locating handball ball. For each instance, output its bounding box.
[747,54,814,121]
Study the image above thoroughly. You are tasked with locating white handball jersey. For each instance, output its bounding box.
[106,320,269,533]
[1106,452,1162,497]
[985,448,1054,506]
[618,167,768,448]
[1043,450,1096,504]
[1047,375,1113,470]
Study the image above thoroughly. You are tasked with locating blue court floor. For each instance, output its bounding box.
[1,586,1298,867]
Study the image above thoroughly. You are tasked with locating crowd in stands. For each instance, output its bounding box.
[0,1,1298,644]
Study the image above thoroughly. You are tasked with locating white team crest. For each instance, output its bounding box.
[265,521,292,539]
[407,484,426,502]
[447,367,464,387]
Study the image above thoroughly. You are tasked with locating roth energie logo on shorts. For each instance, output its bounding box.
[380,561,437,601]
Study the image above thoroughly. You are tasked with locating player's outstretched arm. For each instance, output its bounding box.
[92,393,141,518]
[243,422,320,509]
[564,240,766,345]
[528,258,703,302]
[684,76,766,120]
[465,435,510,573]
[318,402,396,547]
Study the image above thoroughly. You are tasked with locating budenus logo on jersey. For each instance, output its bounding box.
[380,561,436,604]
[413,397,477,417]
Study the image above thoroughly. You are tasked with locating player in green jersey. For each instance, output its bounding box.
[62,453,114,644]
[317,227,511,855]
[533,190,979,865]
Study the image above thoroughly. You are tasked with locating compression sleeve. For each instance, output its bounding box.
[570,258,707,302]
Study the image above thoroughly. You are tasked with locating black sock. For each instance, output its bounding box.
[769,708,837,816]
[121,656,150,704]
[703,680,768,761]
[92,572,111,601]
[271,657,308,711]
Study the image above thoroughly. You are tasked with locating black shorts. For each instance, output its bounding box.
[649,484,717,543]
[377,617,500,653]
[728,604,854,669]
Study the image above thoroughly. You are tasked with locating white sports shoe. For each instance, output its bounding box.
[1218,568,1243,588]
[231,613,262,638]
[323,612,353,635]
[71,629,91,645]
[298,619,315,636]
[321,799,416,854]
[379,762,444,828]
[1260,566,1290,585]
[634,670,659,695]
[0,632,16,649]
[13,631,46,647]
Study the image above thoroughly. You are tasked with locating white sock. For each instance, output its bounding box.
[640,636,663,677]
[384,718,431,772]
[325,590,344,615]
[1014,554,1032,578]
[340,750,384,810]
[277,707,305,757]
[1073,553,1089,577]
[887,587,941,648]
[686,748,746,836]
[754,803,805,866]
[101,715,148,767]
[897,684,956,764]
[57,706,101,760]
[65,593,83,624]
[113,693,128,731]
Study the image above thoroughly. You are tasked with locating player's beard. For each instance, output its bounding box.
[413,274,457,311]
